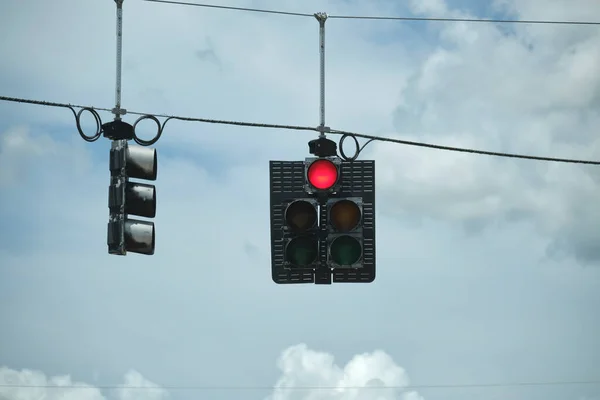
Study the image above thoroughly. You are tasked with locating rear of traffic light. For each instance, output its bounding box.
[108,141,157,256]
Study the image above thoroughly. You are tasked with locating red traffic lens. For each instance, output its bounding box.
[307,159,338,190]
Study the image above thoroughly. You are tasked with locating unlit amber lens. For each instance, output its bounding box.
[330,200,360,232]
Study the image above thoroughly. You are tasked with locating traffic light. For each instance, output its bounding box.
[304,157,341,194]
[283,199,319,268]
[107,140,157,256]
[326,160,376,283]
[327,198,363,268]
[270,160,316,283]
[269,157,375,284]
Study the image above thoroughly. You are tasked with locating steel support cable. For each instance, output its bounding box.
[327,15,600,24]
[330,128,600,164]
[0,96,107,143]
[0,95,315,146]
[139,0,600,25]
[1,95,600,165]
[140,0,313,17]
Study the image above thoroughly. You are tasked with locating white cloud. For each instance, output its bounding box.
[366,0,600,262]
[0,345,420,400]
[409,0,448,16]
[268,344,423,400]
[0,368,167,400]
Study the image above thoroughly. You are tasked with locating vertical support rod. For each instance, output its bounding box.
[114,0,125,120]
[315,12,328,138]
[107,1,128,255]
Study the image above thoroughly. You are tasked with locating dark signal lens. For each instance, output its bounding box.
[285,200,317,232]
[285,237,318,266]
[330,235,362,266]
[330,200,361,232]
[307,159,338,190]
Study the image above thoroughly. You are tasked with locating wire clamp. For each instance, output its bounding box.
[112,107,127,118]
[314,12,328,23]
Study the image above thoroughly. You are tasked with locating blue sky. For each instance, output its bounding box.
[1,1,600,400]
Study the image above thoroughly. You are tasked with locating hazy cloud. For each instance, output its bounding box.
[0,345,421,400]
[268,344,423,400]
[0,368,168,400]
[369,0,600,264]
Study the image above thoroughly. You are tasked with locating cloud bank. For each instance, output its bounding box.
[371,0,600,265]
[0,368,168,400]
[0,345,421,400]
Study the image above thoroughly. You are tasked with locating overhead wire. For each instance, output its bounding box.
[139,0,600,25]
[3,1,600,161]
[0,379,599,391]
[330,128,600,164]
[0,95,315,132]
[140,0,312,17]
[327,15,600,25]
[1,95,600,165]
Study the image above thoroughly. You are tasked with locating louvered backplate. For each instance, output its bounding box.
[333,160,376,283]
[269,160,376,284]
[269,161,314,284]
[315,205,332,284]
[270,161,306,196]
[339,160,375,195]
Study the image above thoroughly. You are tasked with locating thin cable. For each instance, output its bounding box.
[138,0,600,25]
[140,0,313,17]
[328,14,600,25]
[2,95,600,165]
[0,379,598,391]
[331,128,600,165]
[130,110,316,131]
[0,95,315,132]
[0,96,112,113]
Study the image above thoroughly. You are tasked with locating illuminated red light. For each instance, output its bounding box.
[307,159,338,190]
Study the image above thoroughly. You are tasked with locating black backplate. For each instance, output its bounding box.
[269,160,376,284]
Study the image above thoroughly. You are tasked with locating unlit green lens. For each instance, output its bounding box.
[286,236,318,266]
[330,235,362,266]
